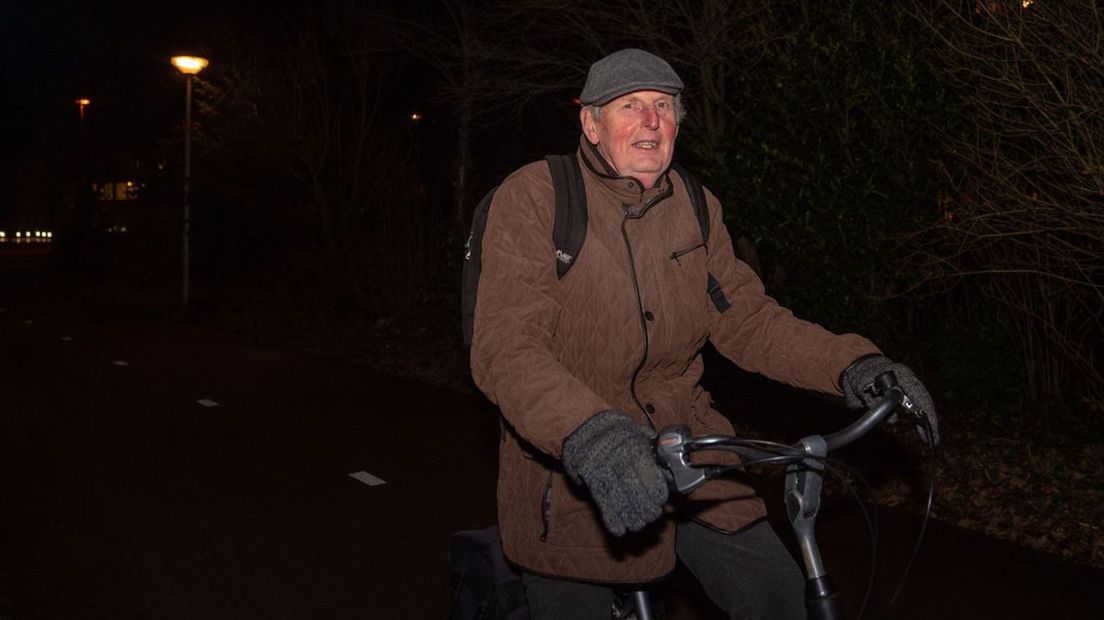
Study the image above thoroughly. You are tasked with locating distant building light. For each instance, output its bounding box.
[410,113,422,121]
[1022,0,1034,7]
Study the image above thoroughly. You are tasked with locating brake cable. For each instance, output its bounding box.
[878,417,938,618]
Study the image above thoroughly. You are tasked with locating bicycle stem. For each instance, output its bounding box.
[786,435,829,578]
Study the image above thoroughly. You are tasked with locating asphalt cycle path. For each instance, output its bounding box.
[1,267,1101,618]
[1,274,498,618]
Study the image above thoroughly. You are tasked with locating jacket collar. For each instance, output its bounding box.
[578,135,673,216]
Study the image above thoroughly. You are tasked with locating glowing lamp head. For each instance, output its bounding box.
[171,56,209,75]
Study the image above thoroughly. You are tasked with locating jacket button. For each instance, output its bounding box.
[644,310,655,321]
[645,404,656,414]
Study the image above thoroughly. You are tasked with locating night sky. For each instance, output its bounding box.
[2,0,295,163]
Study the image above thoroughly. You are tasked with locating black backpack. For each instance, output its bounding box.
[461,155,726,350]
[447,526,530,620]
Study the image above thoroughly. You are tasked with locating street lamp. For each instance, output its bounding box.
[75,98,90,125]
[171,55,209,308]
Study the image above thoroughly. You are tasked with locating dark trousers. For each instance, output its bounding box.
[521,520,806,620]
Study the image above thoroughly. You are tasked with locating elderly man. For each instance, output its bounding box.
[469,48,937,619]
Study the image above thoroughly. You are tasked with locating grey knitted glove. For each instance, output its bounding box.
[841,355,940,445]
[562,409,669,536]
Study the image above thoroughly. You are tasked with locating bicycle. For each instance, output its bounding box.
[620,369,936,620]
[448,370,935,620]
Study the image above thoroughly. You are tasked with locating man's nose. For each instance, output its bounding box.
[641,105,660,129]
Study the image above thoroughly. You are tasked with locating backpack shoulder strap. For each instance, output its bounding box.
[461,155,585,350]
[545,154,587,280]
[461,186,500,350]
[670,162,709,246]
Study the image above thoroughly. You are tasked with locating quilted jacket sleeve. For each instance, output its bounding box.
[469,166,610,458]
[703,189,880,394]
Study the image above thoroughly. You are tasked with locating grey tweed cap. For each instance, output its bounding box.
[579,48,684,106]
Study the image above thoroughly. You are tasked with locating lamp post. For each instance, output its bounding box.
[171,55,208,309]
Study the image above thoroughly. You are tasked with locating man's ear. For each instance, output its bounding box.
[580,106,600,145]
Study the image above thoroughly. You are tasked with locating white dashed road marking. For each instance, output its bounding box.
[113,360,130,367]
[196,399,220,407]
[60,336,73,341]
[349,471,387,487]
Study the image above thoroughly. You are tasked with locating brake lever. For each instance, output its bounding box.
[655,425,708,494]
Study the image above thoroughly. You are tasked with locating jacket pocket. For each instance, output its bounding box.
[539,472,553,542]
[670,241,706,265]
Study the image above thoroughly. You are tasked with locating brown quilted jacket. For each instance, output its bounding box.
[470,138,879,583]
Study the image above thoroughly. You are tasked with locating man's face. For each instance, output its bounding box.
[581,90,679,189]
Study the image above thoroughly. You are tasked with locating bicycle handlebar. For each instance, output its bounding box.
[656,370,905,495]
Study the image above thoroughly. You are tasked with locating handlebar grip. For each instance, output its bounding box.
[873,369,924,422]
[873,369,899,394]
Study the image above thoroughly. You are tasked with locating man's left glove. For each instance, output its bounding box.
[562,409,669,537]
[841,355,940,446]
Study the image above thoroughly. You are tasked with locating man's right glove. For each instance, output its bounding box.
[562,409,669,537]
[841,354,940,446]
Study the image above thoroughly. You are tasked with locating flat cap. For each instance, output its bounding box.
[579,48,683,106]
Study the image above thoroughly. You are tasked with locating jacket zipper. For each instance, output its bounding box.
[539,472,553,542]
[671,242,707,264]
[621,213,654,429]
